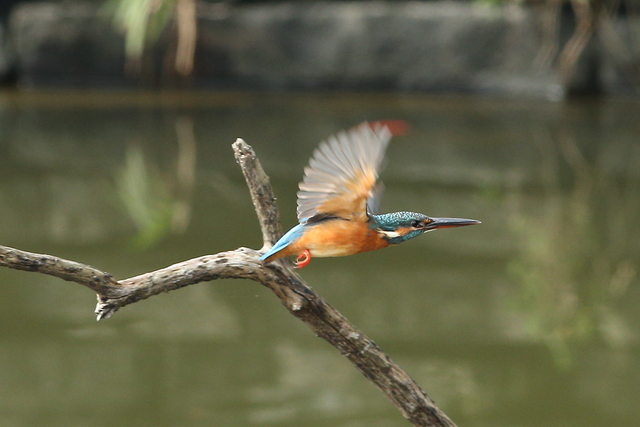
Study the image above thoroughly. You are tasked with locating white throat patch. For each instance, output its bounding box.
[378,230,401,239]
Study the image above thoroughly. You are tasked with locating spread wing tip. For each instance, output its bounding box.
[296,121,404,222]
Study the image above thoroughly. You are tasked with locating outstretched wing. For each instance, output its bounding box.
[297,122,392,223]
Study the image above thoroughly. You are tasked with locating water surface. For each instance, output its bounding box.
[0,91,638,427]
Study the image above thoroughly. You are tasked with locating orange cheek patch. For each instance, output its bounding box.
[396,226,414,236]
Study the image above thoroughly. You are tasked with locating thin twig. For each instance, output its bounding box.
[233,138,282,246]
[175,0,197,76]
[558,0,600,84]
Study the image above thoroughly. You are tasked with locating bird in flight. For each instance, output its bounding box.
[261,121,479,269]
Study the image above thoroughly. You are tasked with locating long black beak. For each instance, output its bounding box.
[426,217,481,230]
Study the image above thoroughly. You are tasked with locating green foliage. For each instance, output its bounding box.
[102,0,177,65]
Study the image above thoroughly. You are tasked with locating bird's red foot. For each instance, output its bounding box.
[295,249,311,269]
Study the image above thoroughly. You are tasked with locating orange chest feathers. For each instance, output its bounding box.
[292,220,389,258]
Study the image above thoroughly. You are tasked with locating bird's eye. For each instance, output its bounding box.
[411,220,421,228]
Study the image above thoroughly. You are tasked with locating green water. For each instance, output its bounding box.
[0,91,638,427]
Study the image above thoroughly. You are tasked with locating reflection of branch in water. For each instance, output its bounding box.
[116,116,197,248]
[172,116,197,233]
[507,125,636,368]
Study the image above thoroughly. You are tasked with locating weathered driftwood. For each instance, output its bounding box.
[0,139,457,427]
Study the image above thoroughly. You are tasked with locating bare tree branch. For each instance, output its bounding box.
[0,246,119,293]
[0,139,457,427]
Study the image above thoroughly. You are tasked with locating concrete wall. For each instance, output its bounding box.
[3,2,640,98]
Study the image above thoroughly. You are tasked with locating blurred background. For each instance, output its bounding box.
[0,1,639,427]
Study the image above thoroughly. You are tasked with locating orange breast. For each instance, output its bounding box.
[291,220,389,258]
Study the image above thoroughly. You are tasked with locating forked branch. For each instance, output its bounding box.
[0,138,457,427]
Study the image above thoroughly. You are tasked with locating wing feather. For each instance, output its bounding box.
[297,122,392,223]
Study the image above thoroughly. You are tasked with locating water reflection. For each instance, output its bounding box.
[116,115,197,248]
[0,92,638,427]
[505,116,638,368]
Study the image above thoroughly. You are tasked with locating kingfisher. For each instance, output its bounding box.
[260,121,480,269]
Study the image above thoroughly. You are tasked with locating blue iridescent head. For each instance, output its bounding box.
[372,211,480,245]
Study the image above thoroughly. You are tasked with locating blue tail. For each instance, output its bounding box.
[260,223,306,261]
